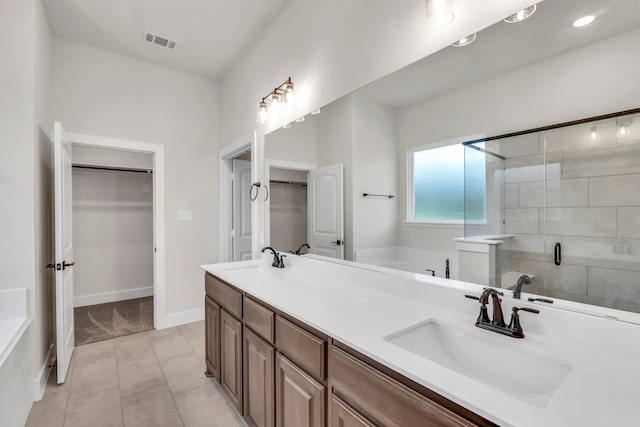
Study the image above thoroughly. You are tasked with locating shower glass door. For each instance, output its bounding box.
[542,112,640,312]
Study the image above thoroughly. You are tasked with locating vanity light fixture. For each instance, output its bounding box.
[452,33,477,47]
[255,77,295,124]
[589,125,600,142]
[311,108,321,115]
[426,0,455,28]
[504,5,536,23]
[573,15,596,28]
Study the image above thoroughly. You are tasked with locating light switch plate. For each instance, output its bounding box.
[177,210,193,222]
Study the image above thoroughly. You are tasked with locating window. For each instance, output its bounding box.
[409,143,485,223]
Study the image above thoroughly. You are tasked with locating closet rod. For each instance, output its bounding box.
[72,164,153,174]
[269,179,306,186]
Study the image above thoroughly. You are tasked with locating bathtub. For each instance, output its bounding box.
[355,247,458,279]
[0,288,33,427]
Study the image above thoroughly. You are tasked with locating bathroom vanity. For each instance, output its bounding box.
[201,255,640,427]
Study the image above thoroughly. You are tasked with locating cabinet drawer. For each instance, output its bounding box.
[275,315,326,381]
[330,395,375,427]
[245,297,275,343]
[330,346,475,427]
[206,273,242,319]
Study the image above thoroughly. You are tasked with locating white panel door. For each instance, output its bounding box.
[308,164,344,259]
[53,122,75,383]
[233,159,253,261]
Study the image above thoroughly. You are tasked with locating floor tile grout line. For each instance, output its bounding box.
[146,329,187,427]
[113,338,128,427]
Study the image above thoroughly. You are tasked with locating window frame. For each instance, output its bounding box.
[406,136,486,226]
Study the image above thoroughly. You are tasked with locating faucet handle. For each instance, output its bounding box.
[464,294,480,301]
[515,307,540,314]
[508,306,539,338]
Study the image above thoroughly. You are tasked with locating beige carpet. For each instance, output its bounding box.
[74,297,154,346]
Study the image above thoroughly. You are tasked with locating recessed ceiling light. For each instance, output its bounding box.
[573,15,596,28]
[451,33,477,47]
[504,5,536,23]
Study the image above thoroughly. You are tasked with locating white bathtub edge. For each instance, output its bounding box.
[0,317,31,369]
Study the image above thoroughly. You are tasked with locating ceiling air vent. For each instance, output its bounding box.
[142,31,177,50]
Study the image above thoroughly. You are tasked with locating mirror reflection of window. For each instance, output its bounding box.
[411,144,485,223]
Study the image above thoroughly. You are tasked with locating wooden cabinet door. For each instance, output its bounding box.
[205,296,220,381]
[221,308,243,413]
[244,328,275,427]
[275,353,325,427]
[330,395,375,427]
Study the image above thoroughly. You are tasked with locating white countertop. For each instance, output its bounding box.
[202,256,640,427]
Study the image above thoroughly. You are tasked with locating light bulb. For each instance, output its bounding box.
[284,81,295,103]
[311,108,321,115]
[590,125,599,142]
[282,123,292,129]
[426,0,454,28]
[618,123,630,137]
[257,101,268,124]
[295,116,305,123]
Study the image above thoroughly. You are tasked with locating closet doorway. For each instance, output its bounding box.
[53,123,166,382]
[265,161,345,259]
[72,146,154,345]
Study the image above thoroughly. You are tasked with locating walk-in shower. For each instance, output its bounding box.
[463,108,640,314]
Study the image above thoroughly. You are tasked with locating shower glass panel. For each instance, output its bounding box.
[464,111,640,314]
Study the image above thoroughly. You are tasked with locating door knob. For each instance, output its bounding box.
[62,261,75,270]
[330,240,343,246]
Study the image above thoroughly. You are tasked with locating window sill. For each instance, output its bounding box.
[403,221,465,229]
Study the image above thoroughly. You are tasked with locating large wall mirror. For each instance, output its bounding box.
[262,0,640,318]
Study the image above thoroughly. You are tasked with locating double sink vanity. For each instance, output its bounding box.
[201,254,640,427]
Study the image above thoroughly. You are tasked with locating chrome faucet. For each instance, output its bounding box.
[465,287,539,338]
[261,246,285,268]
[293,243,310,255]
[513,274,532,299]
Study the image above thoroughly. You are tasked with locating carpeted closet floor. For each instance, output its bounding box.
[74,296,154,346]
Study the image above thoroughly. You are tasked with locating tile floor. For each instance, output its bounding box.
[26,321,246,427]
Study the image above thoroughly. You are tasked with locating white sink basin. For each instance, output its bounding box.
[385,320,571,407]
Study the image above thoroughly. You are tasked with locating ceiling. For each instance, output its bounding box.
[42,0,288,79]
[362,0,640,108]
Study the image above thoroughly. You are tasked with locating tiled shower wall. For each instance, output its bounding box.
[499,118,640,313]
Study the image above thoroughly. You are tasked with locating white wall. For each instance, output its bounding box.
[73,145,153,170]
[265,118,317,165]
[0,0,54,401]
[396,28,640,253]
[72,169,153,306]
[51,38,219,317]
[352,94,398,251]
[269,182,307,253]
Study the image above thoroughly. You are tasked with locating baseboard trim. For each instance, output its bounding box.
[74,287,154,307]
[33,343,54,401]
[157,307,204,330]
